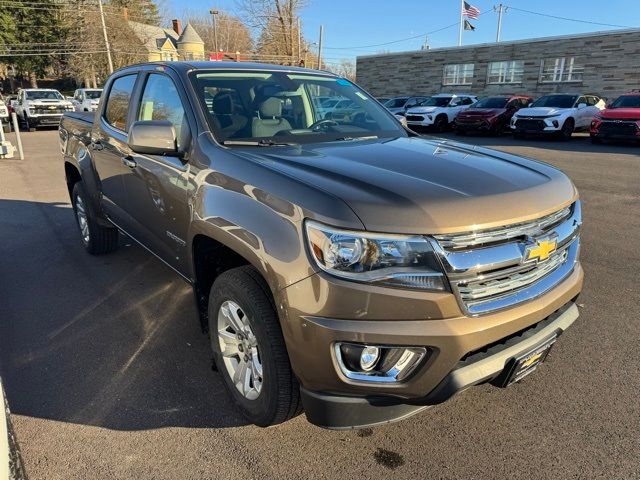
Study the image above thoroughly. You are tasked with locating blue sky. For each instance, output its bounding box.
[168,0,640,66]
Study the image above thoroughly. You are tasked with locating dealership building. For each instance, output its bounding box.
[356,28,640,100]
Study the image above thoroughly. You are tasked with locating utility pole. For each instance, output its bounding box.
[495,3,504,42]
[297,18,301,64]
[317,25,324,70]
[98,0,113,74]
[210,10,219,59]
[458,0,463,46]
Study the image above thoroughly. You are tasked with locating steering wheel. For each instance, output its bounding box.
[309,119,339,131]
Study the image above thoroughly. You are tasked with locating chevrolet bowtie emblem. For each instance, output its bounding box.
[524,236,558,263]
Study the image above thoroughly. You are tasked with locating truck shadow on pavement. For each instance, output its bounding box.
[0,199,249,430]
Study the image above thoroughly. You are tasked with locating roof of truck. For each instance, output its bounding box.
[162,61,338,75]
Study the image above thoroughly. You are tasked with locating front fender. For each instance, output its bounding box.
[189,176,315,295]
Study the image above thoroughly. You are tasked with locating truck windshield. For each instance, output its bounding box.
[609,95,640,109]
[418,97,451,107]
[190,70,406,145]
[471,97,509,108]
[85,90,102,99]
[530,95,578,109]
[25,90,64,100]
[384,98,408,108]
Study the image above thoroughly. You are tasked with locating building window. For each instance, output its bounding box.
[487,60,524,84]
[443,63,474,85]
[539,57,584,83]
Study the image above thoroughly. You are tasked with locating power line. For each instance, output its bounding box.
[324,11,491,50]
[506,6,633,29]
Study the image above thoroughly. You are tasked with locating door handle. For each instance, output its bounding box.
[121,156,137,168]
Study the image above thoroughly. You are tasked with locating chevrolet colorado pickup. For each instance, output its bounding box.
[59,62,583,429]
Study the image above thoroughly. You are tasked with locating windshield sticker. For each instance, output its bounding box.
[336,78,352,86]
[355,91,368,100]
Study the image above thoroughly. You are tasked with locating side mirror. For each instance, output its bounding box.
[128,120,178,156]
[577,103,587,109]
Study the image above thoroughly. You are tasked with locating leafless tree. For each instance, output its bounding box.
[183,10,253,56]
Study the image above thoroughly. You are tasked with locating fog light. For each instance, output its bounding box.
[336,343,428,383]
[360,346,380,371]
[552,120,559,127]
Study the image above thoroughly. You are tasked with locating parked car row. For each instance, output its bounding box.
[1,87,103,132]
[382,91,639,142]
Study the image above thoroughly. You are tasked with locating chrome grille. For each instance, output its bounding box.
[432,202,581,315]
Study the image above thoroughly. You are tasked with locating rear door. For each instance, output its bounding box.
[120,71,193,274]
[91,73,140,226]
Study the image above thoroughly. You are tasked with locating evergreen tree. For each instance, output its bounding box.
[109,0,161,26]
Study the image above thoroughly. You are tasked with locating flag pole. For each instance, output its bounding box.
[458,0,464,46]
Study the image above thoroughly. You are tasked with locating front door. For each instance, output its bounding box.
[91,73,139,226]
[120,72,192,274]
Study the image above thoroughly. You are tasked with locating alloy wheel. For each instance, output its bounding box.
[74,195,90,245]
[217,300,263,400]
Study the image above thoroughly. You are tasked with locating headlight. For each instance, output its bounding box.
[305,220,447,291]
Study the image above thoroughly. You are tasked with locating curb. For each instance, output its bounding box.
[0,378,27,480]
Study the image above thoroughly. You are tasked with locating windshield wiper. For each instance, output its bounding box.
[332,135,379,142]
[222,139,298,147]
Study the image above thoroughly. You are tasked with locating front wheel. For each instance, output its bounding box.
[559,118,574,140]
[433,115,448,133]
[72,181,119,254]
[209,266,302,427]
[23,115,35,132]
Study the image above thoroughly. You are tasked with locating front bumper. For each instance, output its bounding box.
[279,260,583,428]
[455,118,495,131]
[511,118,562,134]
[301,301,579,429]
[27,114,64,126]
[405,114,436,126]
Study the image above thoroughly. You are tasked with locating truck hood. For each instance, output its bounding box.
[230,136,577,234]
[599,108,640,120]
[515,107,570,118]
[26,99,72,107]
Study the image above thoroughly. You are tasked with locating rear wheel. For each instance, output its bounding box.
[71,181,119,254]
[209,266,302,427]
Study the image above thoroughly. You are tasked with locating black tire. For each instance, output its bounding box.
[209,266,301,427]
[23,115,35,132]
[559,118,574,141]
[434,115,448,133]
[71,181,119,254]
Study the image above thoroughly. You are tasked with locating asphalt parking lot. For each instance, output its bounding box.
[0,129,639,480]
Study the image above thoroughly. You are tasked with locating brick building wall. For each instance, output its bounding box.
[356,28,640,100]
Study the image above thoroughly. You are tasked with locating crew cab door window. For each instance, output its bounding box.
[137,73,188,149]
[104,74,137,132]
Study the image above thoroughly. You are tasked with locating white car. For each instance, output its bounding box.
[14,89,74,131]
[0,95,8,119]
[405,93,478,131]
[72,88,103,112]
[511,93,605,139]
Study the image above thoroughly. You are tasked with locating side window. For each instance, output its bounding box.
[521,98,531,107]
[576,96,586,107]
[104,74,137,132]
[138,74,187,149]
[586,96,598,106]
[506,99,519,109]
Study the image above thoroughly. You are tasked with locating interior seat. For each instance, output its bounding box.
[251,97,292,137]
[211,92,248,138]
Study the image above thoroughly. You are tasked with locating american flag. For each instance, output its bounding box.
[462,1,480,19]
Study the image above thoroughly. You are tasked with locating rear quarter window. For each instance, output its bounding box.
[104,74,137,132]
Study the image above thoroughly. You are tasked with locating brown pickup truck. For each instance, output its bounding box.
[59,62,583,429]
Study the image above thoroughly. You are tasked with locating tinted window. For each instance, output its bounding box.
[421,97,451,107]
[384,98,408,108]
[138,74,187,148]
[473,97,509,109]
[585,96,598,106]
[530,95,578,109]
[610,95,640,108]
[576,96,586,106]
[105,75,137,131]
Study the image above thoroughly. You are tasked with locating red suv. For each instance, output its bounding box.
[454,95,532,135]
[590,91,640,143]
